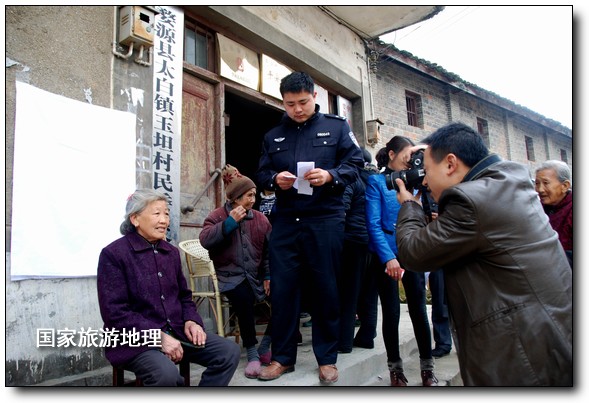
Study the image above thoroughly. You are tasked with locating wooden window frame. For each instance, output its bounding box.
[184,20,216,71]
[476,117,490,148]
[405,91,422,128]
[525,136,535,161]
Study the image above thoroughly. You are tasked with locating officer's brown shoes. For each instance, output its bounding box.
[258,361,295,381]
[319,364,338,383]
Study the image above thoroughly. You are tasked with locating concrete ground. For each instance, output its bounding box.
[192,304,462,387]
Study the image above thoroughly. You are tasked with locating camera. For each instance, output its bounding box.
[385,149,426,192]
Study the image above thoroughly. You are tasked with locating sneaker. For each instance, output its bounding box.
[259,351,272,365]
[245,360,262,379]
[390,370,408,386]
[421,370,438,386]
[432,347,451,358]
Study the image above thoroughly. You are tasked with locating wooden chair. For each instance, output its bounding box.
[112,360,190,386]
[178,239,239,340]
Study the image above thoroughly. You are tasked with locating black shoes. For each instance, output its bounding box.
[431,347,451,358]
[296,330,303,346]
[352,338,374,349]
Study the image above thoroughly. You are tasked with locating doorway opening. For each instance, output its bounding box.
[224,91,282,185]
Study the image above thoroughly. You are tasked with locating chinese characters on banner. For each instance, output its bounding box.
[152,6,184,243]
[37,327,161,348]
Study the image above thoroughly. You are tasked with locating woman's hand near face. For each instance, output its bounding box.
[229,205,247,222]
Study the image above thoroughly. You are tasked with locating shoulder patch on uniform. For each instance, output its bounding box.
[349,131,359,148]
[325,113,346,121]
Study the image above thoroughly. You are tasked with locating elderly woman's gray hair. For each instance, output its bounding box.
[120,189,169,235]
[535,160,572,187]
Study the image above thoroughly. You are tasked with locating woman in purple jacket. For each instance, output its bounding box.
[97,189,240,386]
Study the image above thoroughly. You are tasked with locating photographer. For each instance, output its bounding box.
[357,135,437,386]
[394,122,572,386]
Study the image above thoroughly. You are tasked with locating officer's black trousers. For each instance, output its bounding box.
[269,215,344,366]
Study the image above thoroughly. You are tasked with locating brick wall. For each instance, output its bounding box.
[371,59,572,175]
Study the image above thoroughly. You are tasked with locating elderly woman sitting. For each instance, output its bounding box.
[97,189,240,386]
[535,160,573,268]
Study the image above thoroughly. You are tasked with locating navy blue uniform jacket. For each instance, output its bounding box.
[256,106,363,218]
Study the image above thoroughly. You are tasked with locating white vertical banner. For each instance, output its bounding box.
[152,6,184,244]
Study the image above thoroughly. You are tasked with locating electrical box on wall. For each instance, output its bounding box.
[366,118,384,144]
[118,6,155,47]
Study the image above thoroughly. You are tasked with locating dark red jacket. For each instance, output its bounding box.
[199,202,271,302]
[543,191,573,251]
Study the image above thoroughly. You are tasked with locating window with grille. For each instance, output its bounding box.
[405,91,422,128]
[184,22,215,70]
[525,136,535,161]
[560,149,568,163]
[476,117,490,148]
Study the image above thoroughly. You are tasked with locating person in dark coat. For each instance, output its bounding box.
[200,164,273,379]
[337,147,378,353]
[97,189,240,386]
[395,122,572,386]
[535,159,573,268]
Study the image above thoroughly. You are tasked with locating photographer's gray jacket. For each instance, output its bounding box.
[396,156,572,386]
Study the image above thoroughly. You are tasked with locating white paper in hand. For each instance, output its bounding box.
[296,161,314,195]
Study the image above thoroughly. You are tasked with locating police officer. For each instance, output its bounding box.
[256,71,363,384]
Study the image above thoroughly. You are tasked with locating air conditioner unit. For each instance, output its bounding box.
[366,118,383,145]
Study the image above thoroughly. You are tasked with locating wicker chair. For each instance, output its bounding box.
[178,239,239,340]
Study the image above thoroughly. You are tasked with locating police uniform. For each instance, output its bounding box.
[256,105,363,367]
